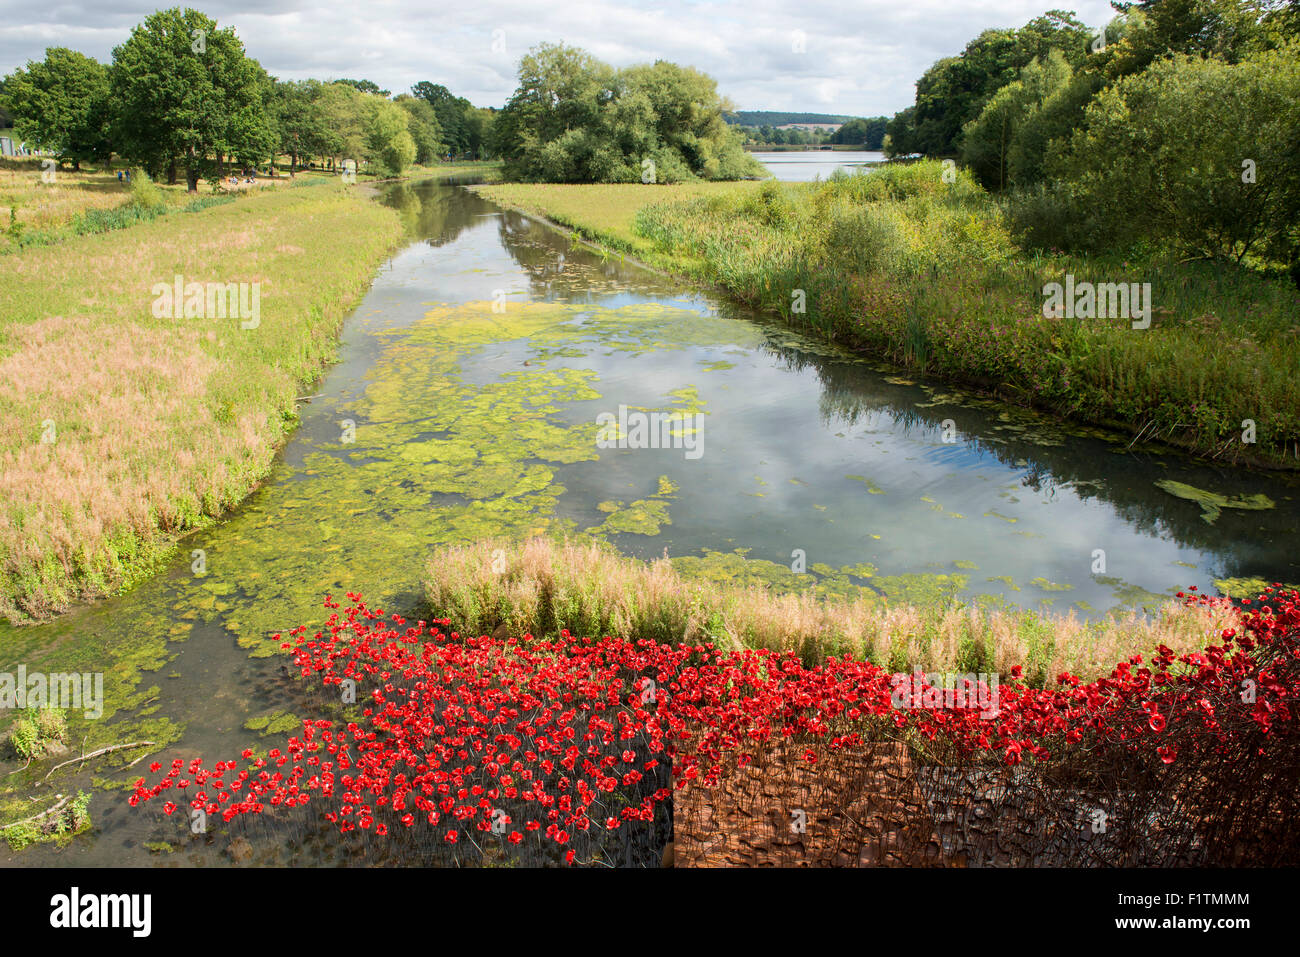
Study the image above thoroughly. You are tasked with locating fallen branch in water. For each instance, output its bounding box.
[6,758,32,776]
[0,794,70,830]
[44,741,155,781]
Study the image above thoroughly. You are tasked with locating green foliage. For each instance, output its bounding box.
[7,706,68,759]
[960,49,1076,190]
[893,11,1094,157]
[725,111,853,127]
[128,169,166,210]
[632,158,1300,464]
[494,43,763,183]
[334,78,389,96]
[393,94,444,164]
[365,98,416,175]
[270,78,334,170]
[1,47,112,167]
[109,7,272,189]
[1,8,488,182]
[1102,0,1269,78]
[411,82,485,158]
[830,117,890,148]
[4,196,23,243]
[2,790,91,851]
[1046,45,1300,268]
[314,82,367,168]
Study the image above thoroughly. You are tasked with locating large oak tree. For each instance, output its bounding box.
[110,7,271,190]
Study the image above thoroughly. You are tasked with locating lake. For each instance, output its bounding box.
[751,150,886,181]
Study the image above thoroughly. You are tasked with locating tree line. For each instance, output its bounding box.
[0,7,494,188]
[883,1,1300,280]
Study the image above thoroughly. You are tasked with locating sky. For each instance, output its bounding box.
[0,0,1121,117]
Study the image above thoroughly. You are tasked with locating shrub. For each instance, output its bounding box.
[1054,47,1300,268]
[128,169,167,211]
[7,707,68,759]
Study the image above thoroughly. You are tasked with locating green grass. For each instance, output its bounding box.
[421,160,504,183]
[481,161,1300,466]
[473,180,761,265]
[0,180,406,622]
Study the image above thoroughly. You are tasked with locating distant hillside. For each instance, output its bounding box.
[725,111,854,127]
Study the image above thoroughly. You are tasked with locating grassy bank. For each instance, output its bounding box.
[472,181,758,264]
[477,163,1300,467]
[423,538,1238,686]
[0,180,406,623]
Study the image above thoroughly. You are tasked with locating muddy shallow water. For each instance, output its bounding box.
[3,177,1296,866]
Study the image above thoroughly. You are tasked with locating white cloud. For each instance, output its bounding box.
[0,0,1122,116]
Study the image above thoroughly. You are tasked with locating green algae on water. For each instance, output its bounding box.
[1154,479,1275,524]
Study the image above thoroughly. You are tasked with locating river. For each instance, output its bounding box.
[4,175,1296,866]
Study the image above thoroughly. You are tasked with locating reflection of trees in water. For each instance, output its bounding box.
[384,181,1297,580]
[494,210,678,300]
[759,336,1300,568]
[380,179,497,247]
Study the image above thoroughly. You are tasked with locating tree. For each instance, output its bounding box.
[1058,46,1300,270]
[394,94,443,164]
[315,82,368,171]
[897,11,1095,158]
[883,106,920,157]
[1104,0,1268,77]
[335,78,390,97]
[0,77,12,130]
[110,8,271,189]
[412,81,474,156]
[462,106,496,159]
[365,97,416,175]
[494,44,760,183]
[960,50,1074,189]
[830,117,889,148]
[270,78,332,174]
[3,48,112,168]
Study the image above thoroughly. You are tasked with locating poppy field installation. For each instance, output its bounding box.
[129,584,1300,866]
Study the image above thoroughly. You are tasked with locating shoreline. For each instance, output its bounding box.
[0,180,409,626]
[472,178,1300,474]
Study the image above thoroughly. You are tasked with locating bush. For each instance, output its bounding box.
[7,707,68,759]
[128,169,167,211]
[1054,47,1300,268]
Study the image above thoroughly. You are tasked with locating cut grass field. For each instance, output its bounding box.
[477,163,1300,467]
[0,179,406,623]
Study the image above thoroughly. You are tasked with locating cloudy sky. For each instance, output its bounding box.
[0,0,1119,117]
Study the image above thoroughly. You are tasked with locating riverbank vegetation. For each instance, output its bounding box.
[0,181,404,623]
[635,162,1300,465]
[472,180,758,261]
[478,158,1300,465]
[477,2,1300,467]
[423,538,1239,685]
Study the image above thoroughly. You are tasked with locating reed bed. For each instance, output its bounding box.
[423,537,1238,685]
